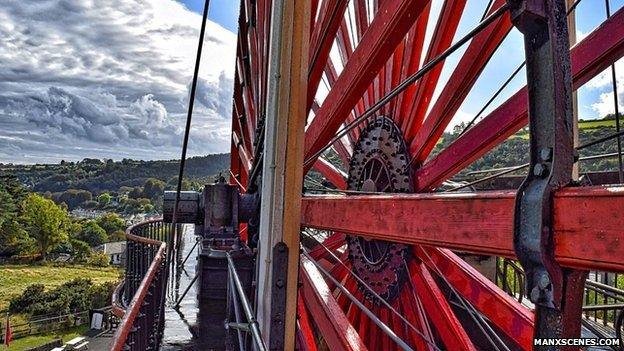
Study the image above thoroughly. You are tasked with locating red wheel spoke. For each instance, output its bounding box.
[415,247,534,350]
[401,0,467,136]
[297,294,319,351]
[408,0,512,163]
[300,255,368,351]
[409,261,476,351]
[304,0,430,171]
[309,232,346,260]
[399,288,435,350]
[394,6,431,125]
[307,0,349,113]
[313,157,348,189]
[415,6,624,190]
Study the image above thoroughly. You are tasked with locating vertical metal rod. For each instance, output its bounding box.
[605,0,623,182]
[228,267,246,351]
[226,252,268,351]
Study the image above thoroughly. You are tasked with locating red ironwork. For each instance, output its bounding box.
[230,0,624,349]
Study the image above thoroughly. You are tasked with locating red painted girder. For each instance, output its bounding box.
[303,0,430,171]
[415,247,534,350]
[297,294,319,351]
[337,19,354,64]
[232,131,252,172]
[309,232,346,260]
[399,288,435,350]
[232,75,252,156]
[354,0,378,116]
[415,6,624,190]
[408,0,512,163]
[307,0,349,113]
[323,60,362,141]
[409,261,477,351]
[394,6,431,125]
[401,0,467,135]
[301,185,624,272]
[313,157,348,189]
[300,255,368,351]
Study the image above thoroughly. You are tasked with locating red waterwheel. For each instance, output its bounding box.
[229,0,624,350]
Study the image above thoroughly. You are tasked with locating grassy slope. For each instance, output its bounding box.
[0,264,121,311]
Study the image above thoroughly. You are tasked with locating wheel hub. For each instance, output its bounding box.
[346,116,412,303]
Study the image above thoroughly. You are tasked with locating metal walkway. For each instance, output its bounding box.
[161,225,199,350]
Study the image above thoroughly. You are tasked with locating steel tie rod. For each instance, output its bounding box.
[226,252,268,351]
[300,230,442,350]
[301,249,416,351]
[304,3,510,168]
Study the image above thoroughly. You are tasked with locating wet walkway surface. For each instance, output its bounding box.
[161,225,200,350]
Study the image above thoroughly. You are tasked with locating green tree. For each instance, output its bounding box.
[69,238,91,262]
[143,178,165,199]
[98,192,112,206]
[0,177,35,256]
[75,220,108,247]
[20,194,70,257]
[95,213,125,236]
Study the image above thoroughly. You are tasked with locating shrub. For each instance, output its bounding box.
[87,251,110,267]
[8,278,117,316]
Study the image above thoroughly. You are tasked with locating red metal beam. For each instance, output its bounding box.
[408,0,512,163]
[300,255,368,351]
[307,0,349,112]
[313,157,348,189]
[409,261,476,351]
[304,0,430,171]
[400,0,467,135]
[297,294,319,351]
[301,185,624,272]
[415,247,534,350]
[415,6,624,190]
[399,288,435,351]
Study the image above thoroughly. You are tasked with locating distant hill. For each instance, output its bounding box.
[0,154,230,194]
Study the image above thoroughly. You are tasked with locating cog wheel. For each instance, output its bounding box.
[346,115,412,304]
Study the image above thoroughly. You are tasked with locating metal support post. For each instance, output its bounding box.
[510,0,588,345]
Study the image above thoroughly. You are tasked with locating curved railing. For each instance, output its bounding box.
[111,219,176,351]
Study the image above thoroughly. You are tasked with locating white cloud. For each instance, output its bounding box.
[0,0,237,163]
[587,59,624,118]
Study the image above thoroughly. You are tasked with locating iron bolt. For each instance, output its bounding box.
[537,273,550,289]
[540,147,552,162]
[533,163,548,177]
[530,286,542,303]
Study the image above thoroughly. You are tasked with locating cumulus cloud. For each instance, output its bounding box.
[0,0,237,163]
[587,60,624,118]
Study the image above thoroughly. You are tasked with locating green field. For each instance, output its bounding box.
[0,264,122,311]
[5,325,89,351]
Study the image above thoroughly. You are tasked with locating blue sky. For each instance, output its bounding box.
[180,0,624,124]
[0,1,621,163]
[179,0,239,32]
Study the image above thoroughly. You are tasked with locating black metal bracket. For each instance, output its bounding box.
[269,242,289,350]
[510,0,591,344]
[509,0,574,309]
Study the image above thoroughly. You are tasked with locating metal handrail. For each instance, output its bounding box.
[226,251,268,351]
[111,242,166,351]
[110,218,173,351]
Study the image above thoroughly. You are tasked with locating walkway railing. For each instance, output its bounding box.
[111,219,176,351]
[497,257,624,346]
